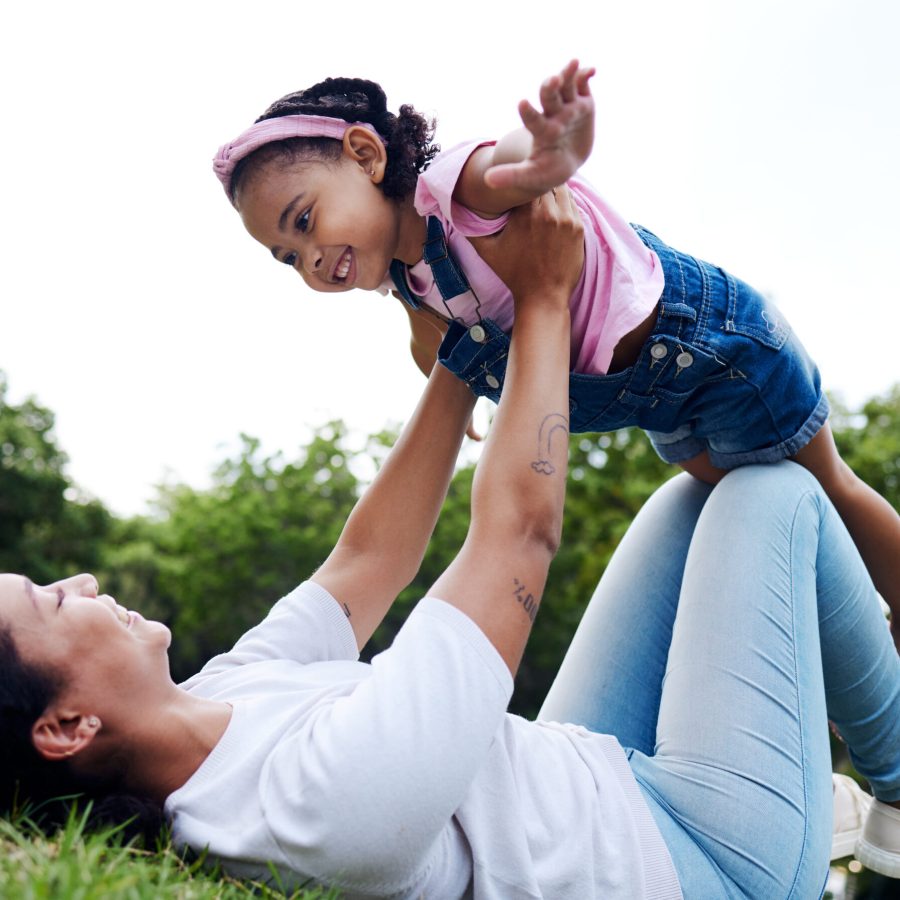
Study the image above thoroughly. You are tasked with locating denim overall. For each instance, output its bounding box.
[391,219,828,469]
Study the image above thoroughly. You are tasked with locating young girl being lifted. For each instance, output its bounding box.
[213,60,900,642]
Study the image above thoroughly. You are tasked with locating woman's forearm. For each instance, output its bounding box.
[428,189,582,675]
[430,295,571,675]
[470,302,570,551]
[314,365,475,649]
[339,365,474,570]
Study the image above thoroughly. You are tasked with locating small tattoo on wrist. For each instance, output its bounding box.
[513,578,539,623]
[531,413,569,475]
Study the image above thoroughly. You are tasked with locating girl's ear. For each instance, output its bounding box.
[342,126,387,184]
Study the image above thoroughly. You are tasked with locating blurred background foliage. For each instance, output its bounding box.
[2,371,897,712]
[2,370,898,895]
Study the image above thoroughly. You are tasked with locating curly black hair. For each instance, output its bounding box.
[229,76,439,202]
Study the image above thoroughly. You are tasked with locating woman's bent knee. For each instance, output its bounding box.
[717,461,820,498]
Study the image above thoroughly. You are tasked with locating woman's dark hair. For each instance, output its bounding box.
[0,627,165,845]
[229,76,439,202]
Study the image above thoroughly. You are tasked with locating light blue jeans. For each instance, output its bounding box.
[540,463,900,899]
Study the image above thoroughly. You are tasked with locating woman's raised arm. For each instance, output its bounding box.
[430,188,584,674]
[314,189,583,655]
[267,192,586,886]
[313,362,475,650]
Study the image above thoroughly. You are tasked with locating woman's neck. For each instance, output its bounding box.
[89,691,233,805]
[149,694,233,803]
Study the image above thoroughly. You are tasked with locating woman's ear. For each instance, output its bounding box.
[342,126,387,184]
[31,709,102,761]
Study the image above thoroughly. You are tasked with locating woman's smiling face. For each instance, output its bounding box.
[236,152,404,294]
[0,572,171,687]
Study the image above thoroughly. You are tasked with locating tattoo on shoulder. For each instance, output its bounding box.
[531,413,569,475]
[512,578,539,623]
[342,603,351,618]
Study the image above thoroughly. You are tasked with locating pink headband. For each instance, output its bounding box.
[212,114,383,199]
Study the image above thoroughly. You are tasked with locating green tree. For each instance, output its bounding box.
[103,427,363,681]
[832,385,900,510]
[0,371,111,581]
[2,378,897,894]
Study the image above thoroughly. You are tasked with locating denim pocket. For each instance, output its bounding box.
[437,320,509,402]
[723,272,790,351]
[573,336,735,435]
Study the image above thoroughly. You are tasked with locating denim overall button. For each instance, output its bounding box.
[469,324,487,343]
[650,343,668,359]
[676,351,694,368]
[485,374,500,390]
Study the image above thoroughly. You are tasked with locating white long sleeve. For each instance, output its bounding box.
[167,581,680,899]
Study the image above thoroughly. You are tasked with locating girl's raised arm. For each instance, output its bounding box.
[454,60,596,217]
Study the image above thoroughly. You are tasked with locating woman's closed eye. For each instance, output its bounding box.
[56,588,65,609]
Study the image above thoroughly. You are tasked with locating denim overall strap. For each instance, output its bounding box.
[390,216,473,311]
[422,215,471,301]
[389,259,421,309]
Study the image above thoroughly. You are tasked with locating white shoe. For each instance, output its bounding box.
[832,774,873,860]
[856,798,900,878]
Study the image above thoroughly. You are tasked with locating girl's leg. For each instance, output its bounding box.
[539,473,713,755]
[792,421,900,648]
[630,462,900,898]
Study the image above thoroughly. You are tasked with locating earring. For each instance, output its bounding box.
[368,169,375,176]
[88,716,100,729]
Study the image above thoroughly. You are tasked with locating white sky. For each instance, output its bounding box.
[2,0,898,517]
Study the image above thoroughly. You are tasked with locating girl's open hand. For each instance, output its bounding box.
[484,60,595,194]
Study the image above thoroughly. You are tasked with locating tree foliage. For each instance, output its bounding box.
[3,371,897,716]
[99,427,361,682]
[0,373,111,582]
[832,385,900,509]
[3,370,896,895]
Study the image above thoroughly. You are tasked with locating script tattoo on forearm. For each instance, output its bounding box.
[530,413,569,475]
[513,578,539,623]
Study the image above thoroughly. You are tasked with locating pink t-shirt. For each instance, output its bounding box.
[404,141,664,375]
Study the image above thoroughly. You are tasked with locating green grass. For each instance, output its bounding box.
[1,803,890,900]
[0,806,338,900]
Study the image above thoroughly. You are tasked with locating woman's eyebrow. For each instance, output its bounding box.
[278,193,306,231]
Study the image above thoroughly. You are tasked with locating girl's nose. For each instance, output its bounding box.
[302,248,323,274]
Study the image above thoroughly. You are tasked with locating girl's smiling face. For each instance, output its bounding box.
[235,130,420,294]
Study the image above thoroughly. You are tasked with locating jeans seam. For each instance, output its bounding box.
[785,489,820,900]
[695,259,711,343]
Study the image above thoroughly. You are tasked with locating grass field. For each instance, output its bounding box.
[2,802,887,899]
[0,807,338,900]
